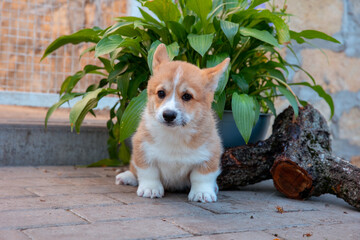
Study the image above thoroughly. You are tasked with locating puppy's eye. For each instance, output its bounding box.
[182,93,192,101]
[157,90,166,99]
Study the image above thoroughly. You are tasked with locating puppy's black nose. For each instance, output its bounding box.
[163,110,177,122]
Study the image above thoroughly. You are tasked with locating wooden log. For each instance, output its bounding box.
[218,105,360,210]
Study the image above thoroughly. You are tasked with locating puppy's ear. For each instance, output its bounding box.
[152,44,169,72]
[202,58,230,91]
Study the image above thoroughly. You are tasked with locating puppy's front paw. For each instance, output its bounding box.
[188,188,217,203]
[115,171,138,186]
[137,182,164,198]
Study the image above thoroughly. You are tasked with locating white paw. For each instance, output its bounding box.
[115,171,138,186]
[188,188,217,203]
[137,181,164,198]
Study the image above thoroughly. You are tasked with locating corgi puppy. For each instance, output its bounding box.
[115,44,230,203]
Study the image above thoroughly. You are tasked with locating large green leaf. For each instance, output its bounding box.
[220,20,239,46]
[45,93,83,129]
[248,0,269,9]
[166,42,180,61]
[118,90,147,143]
[60,65,105,95]
[87,158,121,167]
[239,27,280,48]
[69,88,104,132]
[232,93,256,144]
[253,10,290,44]
[139,8,163,26]
[95,35,123,57]
[212,90,226,119]
[277,86,299,117]
[289,83,334,118]
[186,0,212,29]
[292,30,340,44]
[167,21,187,43]
[41,28,101,60]
[118,142,131,164]
[187,33,214,56]
[144,0,180,22]
[232,74,249,93]
[147,41,180,74]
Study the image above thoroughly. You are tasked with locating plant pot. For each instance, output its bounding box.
[217,111,272,148]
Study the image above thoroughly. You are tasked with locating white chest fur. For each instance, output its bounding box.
[141,119,212,190]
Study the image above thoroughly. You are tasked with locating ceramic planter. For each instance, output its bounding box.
[217,110,272,147]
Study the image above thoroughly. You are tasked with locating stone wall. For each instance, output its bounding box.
[270,0,360,161]
[0,0,127,93]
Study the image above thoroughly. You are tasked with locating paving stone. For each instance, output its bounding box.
[0,209,86,230]
[71,201,212,222]
[24,219,191,240]
[0,167,47,179]
[265,223,360,240]
[0,230,30,240]
[164,209,358,236]
[0,187,36,199]
[177,231,276,240]
[0,193,119,211]
[106,191,188,204]
[26,184,133,196]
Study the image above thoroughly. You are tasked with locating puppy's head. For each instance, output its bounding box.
[147,44,230,127]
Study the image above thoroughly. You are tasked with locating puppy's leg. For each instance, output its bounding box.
[136,165,164,198]
[188,169,220,203]
[115,163,138,186]
[188,154,221,203]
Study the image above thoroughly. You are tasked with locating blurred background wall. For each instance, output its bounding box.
[0,0,359,161]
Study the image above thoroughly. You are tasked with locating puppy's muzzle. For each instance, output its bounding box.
[163,110,177,123]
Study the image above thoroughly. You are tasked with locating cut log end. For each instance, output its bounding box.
[271,157,314,199]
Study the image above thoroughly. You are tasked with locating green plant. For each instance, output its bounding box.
[42,0,339,166]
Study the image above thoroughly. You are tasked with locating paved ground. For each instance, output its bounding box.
[0,167,359,240]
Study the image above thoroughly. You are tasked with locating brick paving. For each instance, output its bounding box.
[0,166,359,240]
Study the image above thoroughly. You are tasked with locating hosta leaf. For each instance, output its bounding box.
[87,158,121,167]
[144,0,180,22]
[69,88,104,132]
[187,33,214,56]
[248,0,269,9]
[139,8,163,26]
[95,35,123,57]
[118,90,147,143]
[264,98,277,117]
[118,142,131,164]
[212,90,226,119]
[297,30,340,44]
[186,0,212,28]
[167,21,187,42]
[45,93,83,129]
[277,86,299,117]
[147,41,180,74]
[79,45,95,60]
[220,20,239,46]
[232,74,249,93]
[232,93,256,144]
[290,82,334,118]
[41,28,101,60]
[239,27,280,48]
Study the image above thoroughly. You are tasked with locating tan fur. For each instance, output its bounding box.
[125,43,229,196]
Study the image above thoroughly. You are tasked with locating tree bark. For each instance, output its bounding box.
[218,105,360,210]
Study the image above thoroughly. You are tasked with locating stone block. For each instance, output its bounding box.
[266,223,360,240]
[0,230,29,240]
[0,209,85,230]
[180,231,276,240]
[293,49,360,93]
[71,202,212,222]
[24,219,191,240]
[0,193,119,211]
[269,0,343,35]
[339,107,360,146]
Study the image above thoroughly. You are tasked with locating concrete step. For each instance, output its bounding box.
[0,105,110,166]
